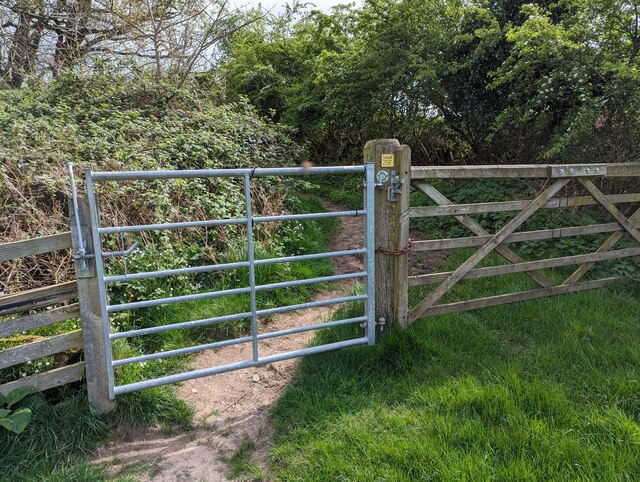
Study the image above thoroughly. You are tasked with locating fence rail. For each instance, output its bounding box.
[0,232,84,396]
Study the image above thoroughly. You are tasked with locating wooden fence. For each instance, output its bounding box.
[367,139,640,330]
[0,199,114,413]
[0,233,85,395]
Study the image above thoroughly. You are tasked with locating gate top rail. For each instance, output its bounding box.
[411,163,640,179]
[90,165,365,181]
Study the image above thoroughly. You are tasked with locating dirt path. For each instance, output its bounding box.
[92,202,364,481]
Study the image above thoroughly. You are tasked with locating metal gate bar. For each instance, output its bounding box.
[113,338,369,396]
[98,210,364,235]
[83,164,376,398]
[113,315,369,367]
[107,272,367,312]
[103,248,367,283]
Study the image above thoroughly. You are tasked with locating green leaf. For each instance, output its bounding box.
[7,408,32,434]
[0,417,16,431]
[0,408,10,418]
[6,387,31,407]
[0,392,5,406]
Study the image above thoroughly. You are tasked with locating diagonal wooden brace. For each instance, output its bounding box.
[563,178,640,285]
[409,179,570,322]
[412,181,555,289]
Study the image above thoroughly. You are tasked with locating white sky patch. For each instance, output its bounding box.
[233,0,359,14]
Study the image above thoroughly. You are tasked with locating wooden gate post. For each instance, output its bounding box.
[364,139,411,330]
[70,196,115,414]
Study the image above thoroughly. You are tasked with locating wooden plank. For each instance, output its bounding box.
[411,222,629,252]
[0,232,72,262]
[416,277,619,318]
[0,330,83,370]
[408,179,570,323]
[410,163,640,179]
[579,179,640,244]
[0,362,85,396]
[409,247,640,286]
[393,146,411,329]
[0,303,80,338]
[0,281,78,317]
[413,181,554,289]
[408,193,640,218]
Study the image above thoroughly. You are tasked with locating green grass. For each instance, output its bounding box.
[302,174,364,209]
[221,436,266,480]
[268,277,640,480]
[0,387,109,481]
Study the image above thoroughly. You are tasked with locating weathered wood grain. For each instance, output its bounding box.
[0,232,72,263]
[415,277,619,318]
[410,163,640,179]
[412,181,554,289]
[0,362,85,396]
[409,247,640,286]
[408,179,569,322]
[0,303,80,338]
[0,281,78,317]
[411,222,631,252]
[408,193,640,218]
[70,195,115,413]
[366,139,411,329]
[0,330,82,370]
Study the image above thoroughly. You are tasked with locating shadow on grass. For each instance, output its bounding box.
[270,283,640,481]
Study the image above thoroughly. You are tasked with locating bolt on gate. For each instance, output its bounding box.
[71,164,376,399]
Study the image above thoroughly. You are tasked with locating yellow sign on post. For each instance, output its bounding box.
[381,154,395,167]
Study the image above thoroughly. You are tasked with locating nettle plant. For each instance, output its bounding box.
[0,387,32,434]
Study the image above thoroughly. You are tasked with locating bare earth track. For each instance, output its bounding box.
[92,202,366,481]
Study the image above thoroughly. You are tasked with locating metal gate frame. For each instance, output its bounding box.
[76,164,375,398]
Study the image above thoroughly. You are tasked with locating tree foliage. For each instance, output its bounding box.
[221,0,640,165]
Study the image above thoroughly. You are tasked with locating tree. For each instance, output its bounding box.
[0,0,250,87]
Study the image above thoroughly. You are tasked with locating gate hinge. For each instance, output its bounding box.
[361,317,386,332]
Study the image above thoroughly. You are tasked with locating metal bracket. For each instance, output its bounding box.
[375,169,389,188]
[387,170,404,202]
[68,163,90,271]
[102,242,140,258]
[71,242,140,261]
[549,164,607,178]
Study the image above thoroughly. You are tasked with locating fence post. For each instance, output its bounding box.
[69,196,115,414]
[364,139,411,330]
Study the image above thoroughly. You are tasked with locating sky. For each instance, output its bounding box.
[234,0,359,14]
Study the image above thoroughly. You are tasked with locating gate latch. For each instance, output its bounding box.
[387,170,404,202]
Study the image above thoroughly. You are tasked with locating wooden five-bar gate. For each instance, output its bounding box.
[368,139,640,330]
[1,138,639,414]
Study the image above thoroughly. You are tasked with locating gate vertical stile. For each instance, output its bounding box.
[243,173,259,362]
[365,162,376,345]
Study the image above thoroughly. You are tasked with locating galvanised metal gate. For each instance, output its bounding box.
[76,164,375,399]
